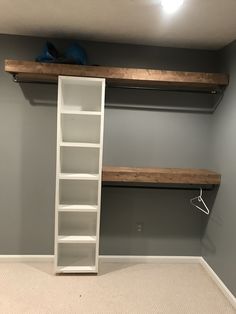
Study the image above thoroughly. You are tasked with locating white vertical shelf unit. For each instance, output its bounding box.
[54,76,105,274]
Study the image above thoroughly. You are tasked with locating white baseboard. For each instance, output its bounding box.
[0,255,54,262]
[0,254,235,308]
[0,255,201,264]
[200,257,236,309]
[99,255,201,264]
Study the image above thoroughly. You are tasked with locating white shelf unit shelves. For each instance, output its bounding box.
[61,109,101,115]
[59,173,99,180]
[56,266,96,273]
[60,142,100,148]
[61,114,101,144]
[58,236,97,244]
[58,204,98,212]
[54,76,105,274]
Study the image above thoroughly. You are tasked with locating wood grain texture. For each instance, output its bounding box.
[5,60,229,90]
[102,166,221,185]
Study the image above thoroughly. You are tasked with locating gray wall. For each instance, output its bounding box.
[0,34,219,255]
[202,40,236,296]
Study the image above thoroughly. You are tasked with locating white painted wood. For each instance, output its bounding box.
[54,75,62,273]
[58,235,97,243]
[200,258,236,309]
[58,204,98,212]
[55,76,105,274]
[0,255,54,262]
[60,142,100,148]
[94,78,105,273]
[56,265,96,273]
[59,173,99,180]
[99,255,202,264]
[61,109,101,115]
[1,255,201,264]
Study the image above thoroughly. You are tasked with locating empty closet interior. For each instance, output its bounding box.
[1,34,236,296]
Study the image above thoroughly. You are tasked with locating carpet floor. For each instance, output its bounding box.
[0,262,235,314]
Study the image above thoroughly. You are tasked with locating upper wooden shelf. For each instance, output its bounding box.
[102,166,221,186]
[5,60,229,92]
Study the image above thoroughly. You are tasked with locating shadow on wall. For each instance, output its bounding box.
[105,87,217,112]
[16,83,57,254]
[18,82,218,113]
[100,186,218,256]
[19,83,58,106]
[201,185,221,255]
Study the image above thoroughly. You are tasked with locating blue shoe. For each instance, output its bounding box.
[64,42,87,65]
[36,42,59,63]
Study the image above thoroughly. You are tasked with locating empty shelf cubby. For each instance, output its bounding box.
[59,180,98,205]
[61,114,101,144]
[60,146,100,174]
[58,212,97,236]
[57,243,96,269]
[60,77,103,112]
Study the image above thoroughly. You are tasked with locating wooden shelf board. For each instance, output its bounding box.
[5,60,229,91]
[102,166,221,185]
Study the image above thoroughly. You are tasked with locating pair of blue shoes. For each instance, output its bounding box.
[36,41,87,65]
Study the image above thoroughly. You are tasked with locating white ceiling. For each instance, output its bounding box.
[0,0,236,49]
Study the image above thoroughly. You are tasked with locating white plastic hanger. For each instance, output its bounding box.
[190,188,209,215]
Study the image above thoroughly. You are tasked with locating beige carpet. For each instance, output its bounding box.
[0,262,235,314]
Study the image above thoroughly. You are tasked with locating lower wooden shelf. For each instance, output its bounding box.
[102,166,221,186]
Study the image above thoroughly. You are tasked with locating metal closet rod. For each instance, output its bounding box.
[107,85,220,95]
[102,184,215,191]
[13,75,56,85]
[105,104,215,113]
[12,74,221,94]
